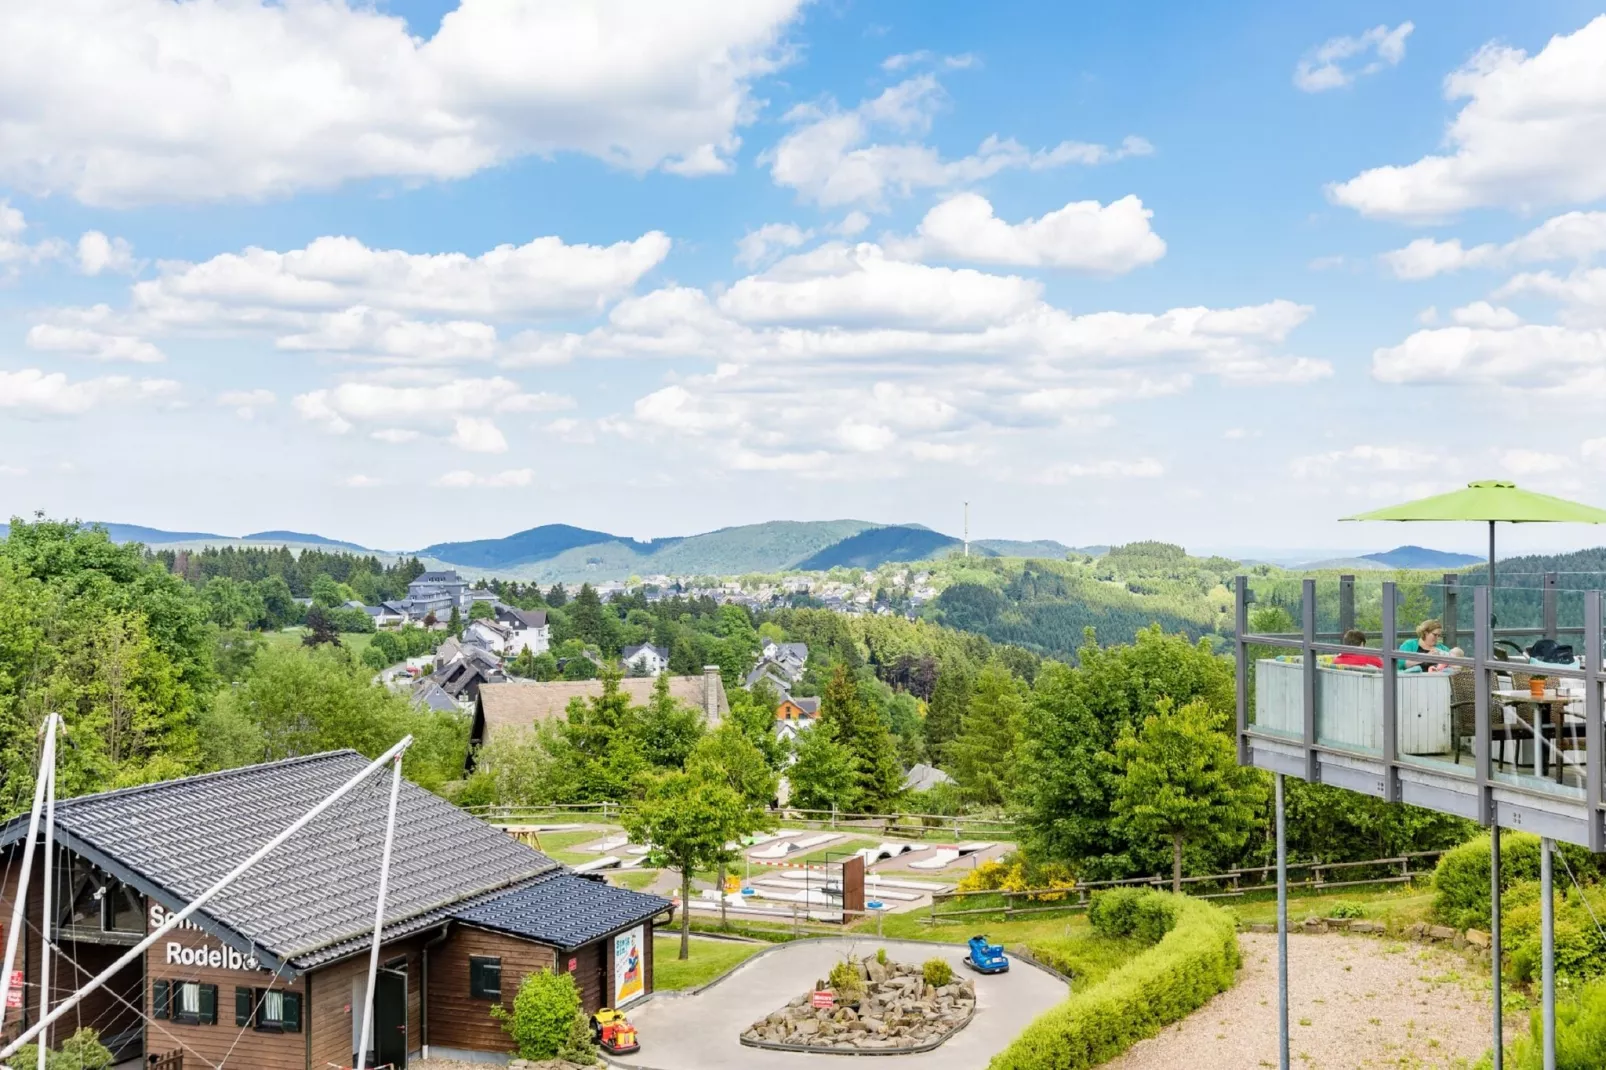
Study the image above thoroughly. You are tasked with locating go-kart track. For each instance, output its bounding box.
[603,938,1068,1070]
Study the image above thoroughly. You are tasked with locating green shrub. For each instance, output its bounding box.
[875,947,888,966]
[923,958,954,987]
[1326,901,1364,920]
[1088,888,1179,945]
[828,957,865,1001]
[492,968,590,1061]
[11,1028,114,1070]
[1478,977,1606,1069]
[989,896,1239,1070]
[1500,879,1606,986]
[1433,832,1599,930]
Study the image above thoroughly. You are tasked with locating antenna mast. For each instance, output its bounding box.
[963,502,969,558]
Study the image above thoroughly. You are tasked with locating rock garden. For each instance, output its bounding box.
[741,952,976,1053]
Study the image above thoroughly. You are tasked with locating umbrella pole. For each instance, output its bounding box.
[1489,520,1497,624]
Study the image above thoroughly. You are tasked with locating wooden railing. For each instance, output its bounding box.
[148,1051,183,1070]
[469,802,1017,840]
[926,850,1448,923]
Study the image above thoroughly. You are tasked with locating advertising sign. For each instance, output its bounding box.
[612,926,645,1007]
[811,989,836,1010]
[6,971,21,1008]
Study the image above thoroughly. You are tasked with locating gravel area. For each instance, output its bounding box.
[1107,932,1514,1070]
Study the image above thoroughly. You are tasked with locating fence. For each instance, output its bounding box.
[926,850,1448,923]
[469,802,1017,840]
[149,1052,183,1070]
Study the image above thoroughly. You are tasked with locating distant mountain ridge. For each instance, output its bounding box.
[1361,545,1484,569]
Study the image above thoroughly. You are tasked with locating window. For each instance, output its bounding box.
[237,987,302,1033]
[469,956,501,1000]
[158,981,217,1025]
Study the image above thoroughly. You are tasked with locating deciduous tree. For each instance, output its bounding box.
[623,772,749,959]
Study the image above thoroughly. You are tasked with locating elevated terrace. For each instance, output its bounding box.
[1234,571,1606,849]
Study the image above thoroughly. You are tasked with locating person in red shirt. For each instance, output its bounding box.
[1334,628,1384,668]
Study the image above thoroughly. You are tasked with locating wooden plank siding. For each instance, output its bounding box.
[307,937,427,1069]
[425,925,554,1055]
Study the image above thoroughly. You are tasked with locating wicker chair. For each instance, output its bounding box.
[1449,670,1526,768]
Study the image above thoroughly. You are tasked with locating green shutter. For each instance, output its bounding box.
[282,992,302,1033]
[199,983,218,1025]
[152,980,170,1020]
[236,987,253,1027]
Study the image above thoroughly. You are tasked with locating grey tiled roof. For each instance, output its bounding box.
[453,873,671,950]
[0,751,554,971]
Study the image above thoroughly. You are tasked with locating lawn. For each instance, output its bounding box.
[607,869,660,892]
[651,935,768,991]
[1227,884,1438,929]
[532,827,613,865]
[260,627,375,660]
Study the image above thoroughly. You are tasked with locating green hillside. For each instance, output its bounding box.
[796,524,958,570]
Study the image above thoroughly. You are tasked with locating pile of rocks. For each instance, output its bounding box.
[741,957,977,1052]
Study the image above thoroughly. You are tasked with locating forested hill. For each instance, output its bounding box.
[921,542,1240,658]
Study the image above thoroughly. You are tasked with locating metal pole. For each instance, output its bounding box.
[0,716,59,1024]
[35,752,56,1070]
[1542,836,1556,1070]
[0,735,415,1061]
[1276,773,1289,1070]
[1491,828,1502,1070]
[1489,521,1497,625]
[356,755,405,1070]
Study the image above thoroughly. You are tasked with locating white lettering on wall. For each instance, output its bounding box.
[162,940,262,974]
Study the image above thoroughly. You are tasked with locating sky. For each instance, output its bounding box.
[3,0,1606,556]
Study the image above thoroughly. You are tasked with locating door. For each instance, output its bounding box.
[374,966,407,1069]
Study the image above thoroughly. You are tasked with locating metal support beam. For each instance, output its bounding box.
[1338,575,1355,635]
[1475,586,1493,825]
[1543,573,1559,641]
[1542,836,1555,1070]
[0,715,59,1027]
[1381,582,1400,802]
[1276,773,1290,1070]
[36,749,57,1070]
[1443,574,1460,650]
[1588,594,1604,853]
[1236,577,1250,765]
[0,735,416,1061]
[1491,828,1503,1070]
[1302,579,1319,781]
[356,755,405,1070]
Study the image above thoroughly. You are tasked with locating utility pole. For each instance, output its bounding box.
[963,502,969,558]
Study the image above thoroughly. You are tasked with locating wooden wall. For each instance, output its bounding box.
[425,926,554,1055]
[307,937,426,1069]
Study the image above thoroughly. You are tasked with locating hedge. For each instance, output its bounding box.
[1087,888,1178,946]
[989,895,1239,1070]
[1433,831,1600,931]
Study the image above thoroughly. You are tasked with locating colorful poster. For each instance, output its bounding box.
[612,926,645,1007]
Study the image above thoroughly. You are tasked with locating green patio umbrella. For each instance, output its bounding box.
[1342,479,1606,594]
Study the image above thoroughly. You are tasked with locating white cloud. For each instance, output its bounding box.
[1497,268,1606,327]
[544,417,596,444]
[1381,211,1606,279]
[0,200,66,274]
[432,468,534,488]
[887,191,1165,272]
[735,223,812,267]
[1294,22,1413,92]
[1289,444,1438,479]
[0,465,27,476]
[295,376,571,440]
[1330,17,1606,220]
[880,51,975,72]
[217,389,275,419]
[1033,458,1164,482]
[341,474,385,488]
[0,0,804,206]
[1371,324,1606,389]
[1499,449,1569,475]
[1450,302,1521,329]
[834,211,871,237]
[25,324,164,363]
[76,231,135,275]
[0,368,178,415]
[448,416,509,454]
[767,75,1151,209]
[372,428,421,444]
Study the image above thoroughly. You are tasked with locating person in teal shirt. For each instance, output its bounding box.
[1397,618,1451,672]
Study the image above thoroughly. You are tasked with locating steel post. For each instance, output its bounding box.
[1277,773,1289,1070]
[0,715,59,1027]
[1491,828,1502,1070]
[36,750,56,1070]
[356,756,405,1070]
[1542,836,1555,1070]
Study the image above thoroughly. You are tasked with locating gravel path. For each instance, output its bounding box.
[1107,932,1513,1070]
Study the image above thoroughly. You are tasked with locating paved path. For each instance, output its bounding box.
[606,938,1067,1070]
[1106,932,1513,1070]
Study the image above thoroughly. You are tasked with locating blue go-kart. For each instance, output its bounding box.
[964,934,1009,974]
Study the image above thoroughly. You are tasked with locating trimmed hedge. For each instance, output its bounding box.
[1433,831,1600,930]
[1087,888,1179,945]
[989,895,1239,1070]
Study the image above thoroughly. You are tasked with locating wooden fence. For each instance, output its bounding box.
[926,850,1449,923]
[469,802,1017,840]
[149,1052,183,1070]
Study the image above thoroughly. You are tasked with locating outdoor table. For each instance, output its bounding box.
[1492,690,1583,783]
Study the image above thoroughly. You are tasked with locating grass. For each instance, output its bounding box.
[607,869,659,892]
[1228,885,1437,930]
[531,827,612,865]
[260,627,375,660]
[651,934,768,991]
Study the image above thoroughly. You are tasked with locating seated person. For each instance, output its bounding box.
[1334,628,1383,668]
[1398,618,1451,672]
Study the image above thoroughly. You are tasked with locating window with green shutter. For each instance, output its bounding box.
[198,983,218,1025]
[469,956,501,1000]
[236,987,253,1027]
[152,980,170,1020]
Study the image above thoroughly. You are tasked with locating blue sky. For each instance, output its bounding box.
[3,1,1606,556]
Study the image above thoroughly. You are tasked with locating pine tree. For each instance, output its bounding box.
[923,663,971,767]
[947,663,1024,807]
[818,664,902,813]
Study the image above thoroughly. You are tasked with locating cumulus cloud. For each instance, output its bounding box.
[448,416,509,454]
[77,231,135,275]
[1330,17,1606,220]
[1450,302,1521,329]
[1371,324,1606,390]
[0,0,804,206]
[886,192,1165,272]
[293,376,571,454]
[735,223,812,267]
[432,468,534,488]
[1499,449,1569,475]
[1381,211,1606,279]
[767,74,1151,209]
[1033,458,1164,482]
[0,368,178,415]
[0,200,66,274]
[1288,444,1438,479]
[341,474,385,488]
[217,389,275,419]
[1294,22,1413,92]
[25,324,164,363]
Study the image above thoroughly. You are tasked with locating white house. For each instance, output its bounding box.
[464,617,515,654]
[621,643,670,676]
[495,606,550,655]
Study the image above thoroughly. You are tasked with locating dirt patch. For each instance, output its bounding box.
[1105,932,1514,1070]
